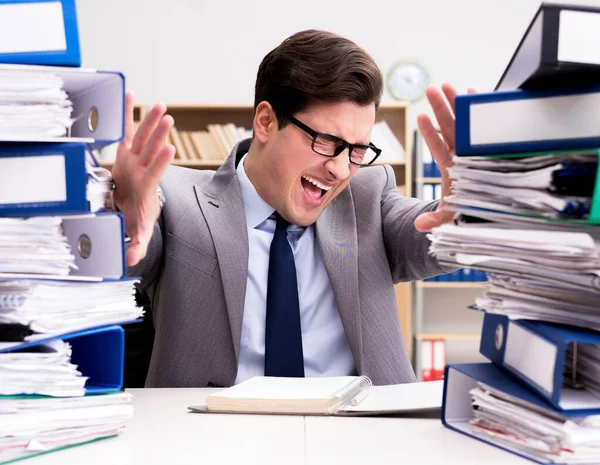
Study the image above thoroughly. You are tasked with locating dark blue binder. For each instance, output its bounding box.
[480,312,600,412]
[495,2,600,91]
[0,0,81,67]
[455,85,600,156]
[0,142,87,217]
[61,213,128,280]
[442,362,599,465]
[0,63,125,148]
[0,324,125,394]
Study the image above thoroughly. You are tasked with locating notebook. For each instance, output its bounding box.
[188,376,443,416]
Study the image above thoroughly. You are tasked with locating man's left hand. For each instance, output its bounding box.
[414,83,476,232]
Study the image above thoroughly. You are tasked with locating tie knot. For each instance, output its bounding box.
[274,212,290,231]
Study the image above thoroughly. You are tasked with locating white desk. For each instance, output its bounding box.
[28,388,531,465]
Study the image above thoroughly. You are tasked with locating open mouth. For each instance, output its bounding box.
[301,175,331,202]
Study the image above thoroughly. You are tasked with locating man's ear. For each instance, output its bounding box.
[253,101,278,143]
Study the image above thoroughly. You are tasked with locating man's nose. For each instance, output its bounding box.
[324,149,351,181]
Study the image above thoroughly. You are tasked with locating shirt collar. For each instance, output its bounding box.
[236,153,276,229]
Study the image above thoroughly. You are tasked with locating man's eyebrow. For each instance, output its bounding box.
[318,130,370,145]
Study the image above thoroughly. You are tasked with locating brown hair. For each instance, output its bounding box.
[254,29,383,127]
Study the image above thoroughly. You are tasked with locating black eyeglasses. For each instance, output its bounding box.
[287,115,382,166]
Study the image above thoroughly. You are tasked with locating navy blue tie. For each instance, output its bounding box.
[264,212,305,377]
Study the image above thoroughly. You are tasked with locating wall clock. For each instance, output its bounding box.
[387,61,429,103]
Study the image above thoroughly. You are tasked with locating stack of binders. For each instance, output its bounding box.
[0,1,143,463]
[430,2,600,464]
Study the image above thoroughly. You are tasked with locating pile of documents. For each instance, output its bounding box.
[446,151,597,220]
[0,393,133,463]
[86,152,115,213]
[469,382,600,463]
[0,69,73,139]
[435,3,600,463]
[0,279,141,342]
[0,217,75,276]
[0,1,138,463]
[0,339,87,396]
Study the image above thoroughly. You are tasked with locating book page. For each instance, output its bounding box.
[209,376,360,401]
[339,380,443,414]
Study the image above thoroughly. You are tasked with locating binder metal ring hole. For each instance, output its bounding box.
[78,234,92,259]
[495,324,504,350]
[87,107,99,132]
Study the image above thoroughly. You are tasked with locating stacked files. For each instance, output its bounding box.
[0,1,139,463]
[0,392,133,463]
[1,339,89,397]
[435,3,600,463]
[0,325,133,463]
[0,69,73,139]
[429,225,600,292]
[0,278,141,346]
[444,363,600,464]
[446,151,598,222]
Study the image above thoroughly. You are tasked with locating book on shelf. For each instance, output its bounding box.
[169,123,252,162]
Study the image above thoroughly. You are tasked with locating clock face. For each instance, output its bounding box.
[387,62,429,102]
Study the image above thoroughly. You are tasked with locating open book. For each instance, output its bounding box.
[188,376,443,416]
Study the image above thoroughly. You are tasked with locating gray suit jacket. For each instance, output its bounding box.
[131,139,447,387]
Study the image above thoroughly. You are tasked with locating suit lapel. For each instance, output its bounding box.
[315,188,363,373]
[194,142,250,361]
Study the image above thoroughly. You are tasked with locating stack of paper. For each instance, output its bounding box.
[0,392,133,463]
[0,4,135,462]
[469,382,600,463]
[437,5,600,462]
[446,151,597,220]
[0,340,87,397]
[0,279,142,344]
[0,70,73,139]
[477,274,600,329]
[447,205,600,238]
[86,152,114,212]
[428,224,600,291]
[565,343,600,398]
[0,217,75,276]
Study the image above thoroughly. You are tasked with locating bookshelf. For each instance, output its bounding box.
[104,102,414,356]
[411,128,488,380]
[103,103,411,191]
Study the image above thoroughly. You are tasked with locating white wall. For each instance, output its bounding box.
[75,0,600,132]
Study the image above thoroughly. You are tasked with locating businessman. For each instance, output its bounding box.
[113,29,461,387]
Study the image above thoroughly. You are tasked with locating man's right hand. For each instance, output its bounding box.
[112,92,175,267]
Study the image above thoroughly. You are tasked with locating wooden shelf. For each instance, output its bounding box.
[121,103,411,186]
[415,332,480,341]
[416,177,442,183]
[415,282,487,289]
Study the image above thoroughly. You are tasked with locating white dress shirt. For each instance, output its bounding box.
[234,154,356,384]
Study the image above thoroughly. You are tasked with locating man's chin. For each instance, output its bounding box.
[288,206,321,227]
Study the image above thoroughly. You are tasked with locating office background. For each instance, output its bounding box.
[74,0,598,381]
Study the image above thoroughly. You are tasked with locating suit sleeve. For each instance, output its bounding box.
[127,209,165,302]
[380,165,454,283]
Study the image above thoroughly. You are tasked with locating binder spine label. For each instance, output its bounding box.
[0,154,66,204]
[0,2,67,54]
[504,322,557,395]
[558,10,600,65]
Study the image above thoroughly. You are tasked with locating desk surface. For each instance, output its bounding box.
[29,388,531,465]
